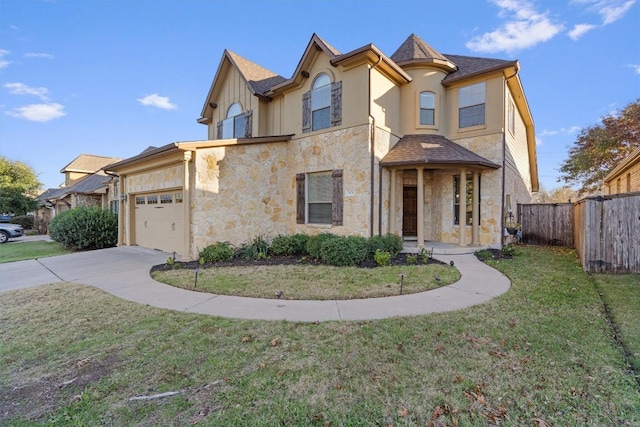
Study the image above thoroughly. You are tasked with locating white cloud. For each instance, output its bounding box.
[4,82,50,100]
[629,64,640,74]
[137,93,177,110]
[466,0,564,53]
[0,49,11,69]
[598,0,636,24]
[573,0,636,24]
[568,23,597,40]
[24,52,55,59]
[6,103,66,122]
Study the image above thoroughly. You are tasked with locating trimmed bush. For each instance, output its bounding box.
[306,233,338,260]
[367,234,403,259]
[200,242,234,263]
[271,233,309,257]
[374,249,391,266]
[319,235,368,266]
[48,206,117,250]
[10,214,34,229]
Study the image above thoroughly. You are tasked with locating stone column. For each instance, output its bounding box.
[458,168,467,246]
[417,167,424,248]
[472,171,480,245]
[389,169,396,235]
[183,151,192,260]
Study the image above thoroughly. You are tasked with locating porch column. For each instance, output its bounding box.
[118,176,125,246]
[183,151,192,260]
[417,167,425,248]
[389,169,396,235]
[472,171,480,245]
[458,168,467,246]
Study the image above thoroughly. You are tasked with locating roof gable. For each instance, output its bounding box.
[60,154,121,174]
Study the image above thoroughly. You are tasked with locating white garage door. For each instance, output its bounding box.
[134,191,184,254]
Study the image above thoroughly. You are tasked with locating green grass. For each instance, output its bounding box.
[0,241,71,263]
[592,273,640,374]
[152,264,460,300]
[1,246,639,426]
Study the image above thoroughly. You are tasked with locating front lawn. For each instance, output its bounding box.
[0,246,638,426]
[0,241,71,263]
[152,263,460,300]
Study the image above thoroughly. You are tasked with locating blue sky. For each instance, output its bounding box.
[1,0,638,191]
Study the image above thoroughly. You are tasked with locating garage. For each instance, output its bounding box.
[133,191,184,254]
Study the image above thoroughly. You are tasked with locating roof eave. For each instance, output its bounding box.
[330,44,412,85]
[442,60,519,86]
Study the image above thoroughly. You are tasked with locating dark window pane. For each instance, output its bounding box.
[459,104,485,128]
[309,202,332,224]
[312,107,330,131]
[420,108,434,125]
[234,115,245,138]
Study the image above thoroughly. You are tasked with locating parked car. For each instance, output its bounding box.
[0,223,24,243]
[0,214,13,223]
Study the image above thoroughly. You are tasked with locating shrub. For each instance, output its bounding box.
[306,233,338,260]
[368,234,403,259]
[200,242,233,263]
[33,216,49,234]
[10,214,34,229]
[475,249,493,261]
[374,249,391,266]
[48,206,117,250]
[271,233,310,257]
[502,244,517,257]
[406,254,418,264]
[319,235,368,266]
[235,235,270,260]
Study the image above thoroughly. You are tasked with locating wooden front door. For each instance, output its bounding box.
[403,186,417,237]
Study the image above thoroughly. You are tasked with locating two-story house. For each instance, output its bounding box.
[106,34,538,259]
[603,146,640,195]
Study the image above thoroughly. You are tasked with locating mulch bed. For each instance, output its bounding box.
[151,253,445,273]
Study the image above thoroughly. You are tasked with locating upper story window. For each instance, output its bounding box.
[311,74,331,131]
[507,98,515,135]
[302,74,342,133]
[419,92,435,126]
[216,103,252,139]
[459,82,486,128]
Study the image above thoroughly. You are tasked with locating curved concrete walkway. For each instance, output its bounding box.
[0,246,510,322]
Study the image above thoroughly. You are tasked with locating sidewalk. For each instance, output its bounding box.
[0,246,510,322]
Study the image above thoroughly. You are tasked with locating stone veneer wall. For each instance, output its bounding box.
[291,124,373,237]
[452,132,506,247]
[191,143,290,251]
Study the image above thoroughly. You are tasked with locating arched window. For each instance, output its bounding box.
[419,92,435,126]
[311,74,331,131]
[221,103,245,138]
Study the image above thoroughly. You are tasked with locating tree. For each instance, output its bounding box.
[558,99,640,194]
[0,156,42,215]
[532,184,578,203]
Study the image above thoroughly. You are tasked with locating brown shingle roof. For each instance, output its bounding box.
[226,50,286,96]
[380,134,500,169]
[60,154,122,174]
[441,54,517,84]
[391,34,455,68]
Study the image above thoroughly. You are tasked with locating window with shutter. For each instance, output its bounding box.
[296,174,305,224]
[298,170,343,226]
[332,169,343,225]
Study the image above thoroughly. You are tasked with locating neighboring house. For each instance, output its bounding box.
[106,33,538,259]
[37,154,121,221]
[603,146,640,195]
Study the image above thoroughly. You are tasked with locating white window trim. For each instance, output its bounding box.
[416,91,438,130]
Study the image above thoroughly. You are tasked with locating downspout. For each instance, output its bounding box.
[369,54,383,237]
[501,66,519,247]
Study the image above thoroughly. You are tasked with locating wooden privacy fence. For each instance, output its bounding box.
[574,193,640,273]
[518,203,574,247]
